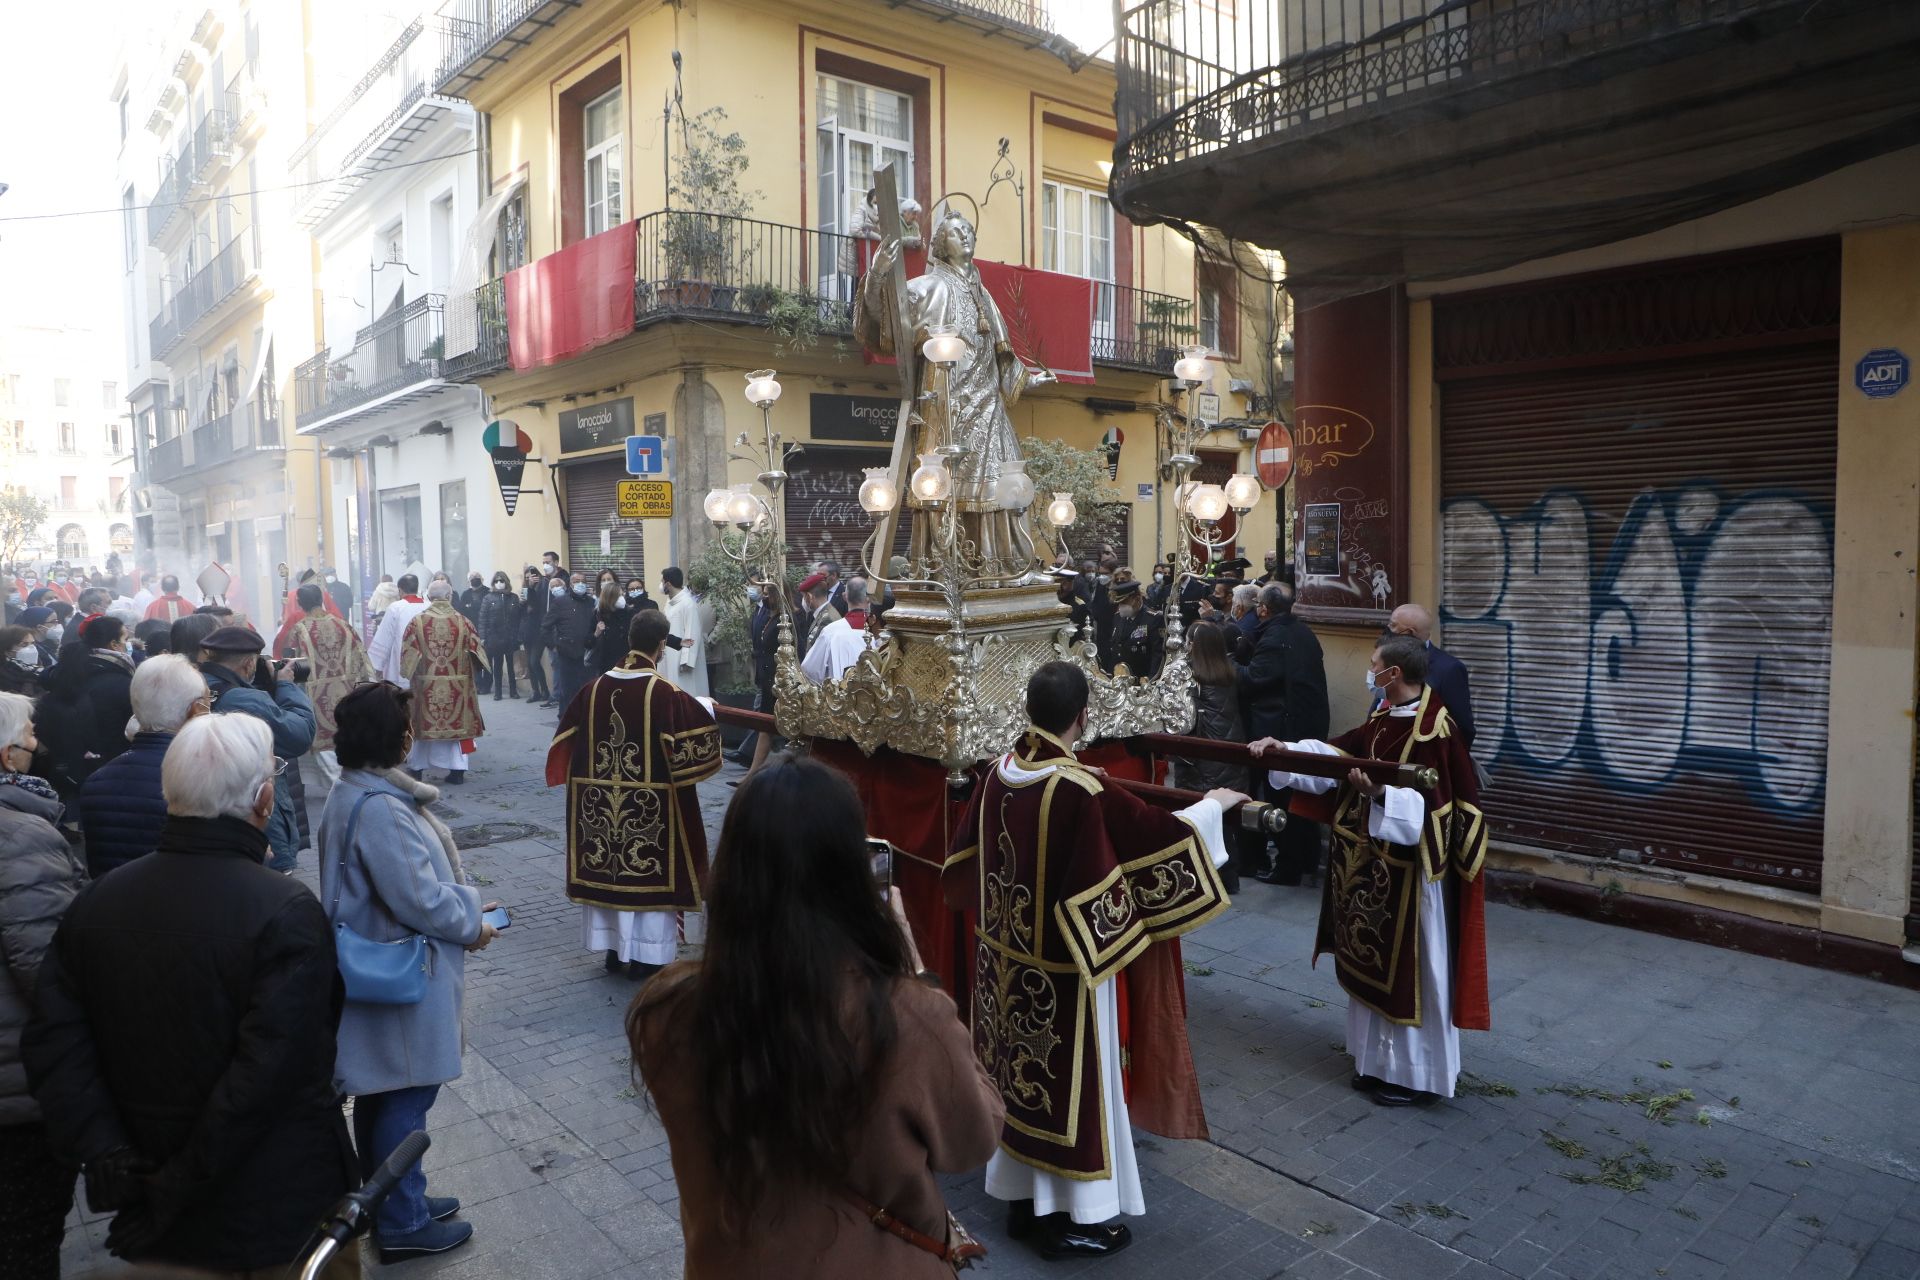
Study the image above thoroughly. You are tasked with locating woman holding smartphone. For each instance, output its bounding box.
[629,755,1003,1277]
[317,681,498,1264]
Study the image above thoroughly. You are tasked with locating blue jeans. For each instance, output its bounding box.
[552,654,585,713]
[352,1084,440,1236]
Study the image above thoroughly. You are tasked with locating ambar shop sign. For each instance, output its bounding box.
[559,396,635,454]
[810,393,898,443]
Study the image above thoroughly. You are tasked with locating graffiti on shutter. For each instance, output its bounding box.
[562,457,646,583]
[1440,346,1836,892]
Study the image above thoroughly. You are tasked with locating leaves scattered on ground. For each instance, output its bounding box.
[1392,1202,1468,1222]
[1800,1215,1825,1230]
[1459,1074,1519,1098]
[1183,962,1214,977]
[1788,1158,1813,1169]
[1657,1060,1673,1069]
[1542,1132,1589,1160]
[614,1085,639,1101]
[1301,1220,1339,1239]
[1537,1081,1695,1124]
[1693,1158,1728,1179]
[1562,1151,1677,1193]
[1673,1207,1700,1221]
[468,872,496,886]
[1305,999,1329,1009]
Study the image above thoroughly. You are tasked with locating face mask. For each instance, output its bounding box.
[746,587,762,604]
[1096,574,1111,586]
[539,563,555,576]
[325,573,337,583]
[470,578,483,588]
[11,645,36,667]
[53,575,67,585]
[627,590,645,601]
[44,625,63,645]
[1153,572,1165,583]
[495,580,509,590]
[572,582,589,596]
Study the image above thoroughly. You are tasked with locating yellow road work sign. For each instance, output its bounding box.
[616,480,673,518]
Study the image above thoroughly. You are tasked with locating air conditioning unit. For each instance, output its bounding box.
[1237,426,1262,442]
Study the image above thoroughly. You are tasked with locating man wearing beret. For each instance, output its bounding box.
[196,626,317,872]
[793,573,840,664]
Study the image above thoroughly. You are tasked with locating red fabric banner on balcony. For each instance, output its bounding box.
[504,224,636,371]
[855,243,1096,384]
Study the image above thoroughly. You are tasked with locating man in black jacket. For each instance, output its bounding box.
[520,564,553,705]
[1235,582,1330,883]
[542,569,598,715]
[23,712,356,1274]
[1387,603,1476,748]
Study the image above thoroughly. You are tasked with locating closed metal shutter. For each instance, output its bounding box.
[1440,345,1837,892]
[560,456,646,584]
[784,445,903,572]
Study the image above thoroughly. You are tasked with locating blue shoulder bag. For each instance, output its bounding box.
[328,792,430,1005]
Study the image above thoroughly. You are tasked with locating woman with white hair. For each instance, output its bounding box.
[76,655,210,879]
[0,690,88,1267]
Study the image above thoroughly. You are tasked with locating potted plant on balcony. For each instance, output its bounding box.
[662,105,760,312]
[1140,294,1198,369]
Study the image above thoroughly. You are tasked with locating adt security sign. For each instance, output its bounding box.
[625,434,666,474]
[1855,349,1909,399]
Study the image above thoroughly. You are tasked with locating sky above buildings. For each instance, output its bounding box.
[0,1,136,352]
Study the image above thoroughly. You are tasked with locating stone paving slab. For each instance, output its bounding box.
[60,692,1920,1278]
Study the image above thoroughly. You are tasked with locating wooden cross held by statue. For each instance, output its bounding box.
[871,162,919,567]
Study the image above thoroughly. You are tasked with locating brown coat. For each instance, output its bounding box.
[632,966,1004,1279]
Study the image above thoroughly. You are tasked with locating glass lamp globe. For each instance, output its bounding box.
[921,325,968,365]
[725,483,760,525]
[858,466,900,515]
[1187,483,1230,523]
[1173,344,1211,383]
[743,369,782,407]
[1046,492,1078,528]
[702,487,733,524]
[1224,472,1262,513]
[994,459,1034,511]
[910,452,951,503]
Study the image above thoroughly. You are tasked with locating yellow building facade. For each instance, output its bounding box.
[435,0,1284,588]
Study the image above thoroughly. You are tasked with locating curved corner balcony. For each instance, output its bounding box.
[1112,0,1920,300]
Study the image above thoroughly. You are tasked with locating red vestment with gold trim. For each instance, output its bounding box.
[942,729,1227,1181]
[281,611,373,751]
[400,601,486,742]
[545,654,721,912]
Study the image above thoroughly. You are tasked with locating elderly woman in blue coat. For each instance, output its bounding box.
[317,681,499,1264]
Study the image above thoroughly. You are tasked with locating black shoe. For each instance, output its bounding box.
[445,771,466,785]
[492,691,502,701]
[605,950,623,975]
[1372,1082,1437,1108]
[626,961,662,984]
[1007,1199,1037,1240]
[1350,1073,1384,1093]
[1032,1214,1133,1261]
[1220,865,1241,895]
[1254,866,1303,885]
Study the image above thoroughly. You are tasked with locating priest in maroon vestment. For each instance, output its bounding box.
[943,661,1245,1262]
[1252,632,1489,1109]
[546,609,722,981]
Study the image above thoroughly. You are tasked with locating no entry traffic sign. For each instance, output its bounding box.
[1255,421,1294,489]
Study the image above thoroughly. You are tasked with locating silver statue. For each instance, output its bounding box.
[855,207,1052,580]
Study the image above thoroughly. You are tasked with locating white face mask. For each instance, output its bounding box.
[571,582,590,596]
[44,625,63,645]
[539,563,556,576]
[627,589,645,601]
[550,583,566,597]
[325,573,337,583]
[11,645,36,667]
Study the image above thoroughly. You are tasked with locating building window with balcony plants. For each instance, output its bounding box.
[584,87,624,237]
[1041,179,1116,341]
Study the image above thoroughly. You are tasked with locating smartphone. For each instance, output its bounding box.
[865,838,894,894]
[480,906,511,931]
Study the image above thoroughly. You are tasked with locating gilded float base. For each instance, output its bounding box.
[774,582,1194,773]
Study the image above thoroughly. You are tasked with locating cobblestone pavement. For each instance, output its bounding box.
[62,692,1920,1278]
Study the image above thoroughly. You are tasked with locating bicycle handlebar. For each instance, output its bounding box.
[297,1130,431,1280]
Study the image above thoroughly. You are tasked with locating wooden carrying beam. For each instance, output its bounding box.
[1107,777,1286,835]
[1128,731,1440,792]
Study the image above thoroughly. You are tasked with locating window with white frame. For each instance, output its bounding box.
[584,88,624,236]
[816,76,913,240]
[1041,180,1116,338]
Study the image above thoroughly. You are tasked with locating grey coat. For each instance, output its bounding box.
[0,781,88,1123]
[317,770,481,1097]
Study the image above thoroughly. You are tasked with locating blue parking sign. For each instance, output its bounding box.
[1854,349,1909,400]
[626,434,665,475]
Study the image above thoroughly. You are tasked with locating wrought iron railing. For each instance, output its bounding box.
[193,413,232,468]
[634,211,861,335]
[433,0,583,96]
[146,164,183,245]
[1101,282,1198,373]
[442,279,509,381]
[150,236,258,359]
[295,295,447,428]
[190,108,235,186]
[1114,0,1784,184]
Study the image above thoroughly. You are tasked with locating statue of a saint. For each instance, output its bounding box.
[855,208,1051,581]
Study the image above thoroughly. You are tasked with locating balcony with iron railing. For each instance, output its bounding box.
[144,396,282,488]
[295,295,448,430]
[1112,0,1905,297]
[149,235,259,361]
[433,0,584,98]
[439,213,1198,381]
